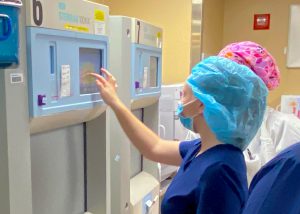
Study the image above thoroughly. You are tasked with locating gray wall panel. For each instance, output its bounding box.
[31,124,84,214]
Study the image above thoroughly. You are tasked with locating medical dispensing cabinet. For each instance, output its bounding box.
[26,0,109,117]
[131,18,162,107]
[110,16,163,214]
[129,18,162,214]
[0,0,22,68]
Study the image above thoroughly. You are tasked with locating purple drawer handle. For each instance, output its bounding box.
[38,95,46,106]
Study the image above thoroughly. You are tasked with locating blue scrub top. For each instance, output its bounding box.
[161,139,248,214]
[243,142,300,214]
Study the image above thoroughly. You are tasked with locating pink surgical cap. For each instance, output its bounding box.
[218,41,280,90]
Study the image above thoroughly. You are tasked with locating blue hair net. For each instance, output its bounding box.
[187,56,268,151]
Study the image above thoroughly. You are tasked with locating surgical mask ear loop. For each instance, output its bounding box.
[181,99,198,108]
[180,99,201,118]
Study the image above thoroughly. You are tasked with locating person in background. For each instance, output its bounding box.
[243,142,300,214]
[218,41,300,183]
[89,56,268,213]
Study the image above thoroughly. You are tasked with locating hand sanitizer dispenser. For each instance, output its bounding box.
[0,0,22,68]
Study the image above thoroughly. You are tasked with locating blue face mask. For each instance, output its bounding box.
[176,100,199,132]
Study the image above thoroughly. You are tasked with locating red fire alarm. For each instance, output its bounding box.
[253,14,270,30]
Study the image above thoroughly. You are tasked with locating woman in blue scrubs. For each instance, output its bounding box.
[90,56,268,213]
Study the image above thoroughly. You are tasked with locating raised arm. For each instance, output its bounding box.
[89,69,182,166]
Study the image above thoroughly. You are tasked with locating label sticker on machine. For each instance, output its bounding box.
[64,24,89,33]
[60,65,71,97]
[94,9,105,35]
[143,67,149,88]
[94,22,105,35]
[94,9,105,21]
[10,73,24,84]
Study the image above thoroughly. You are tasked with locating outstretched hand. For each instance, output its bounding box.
[88,68,120,107]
